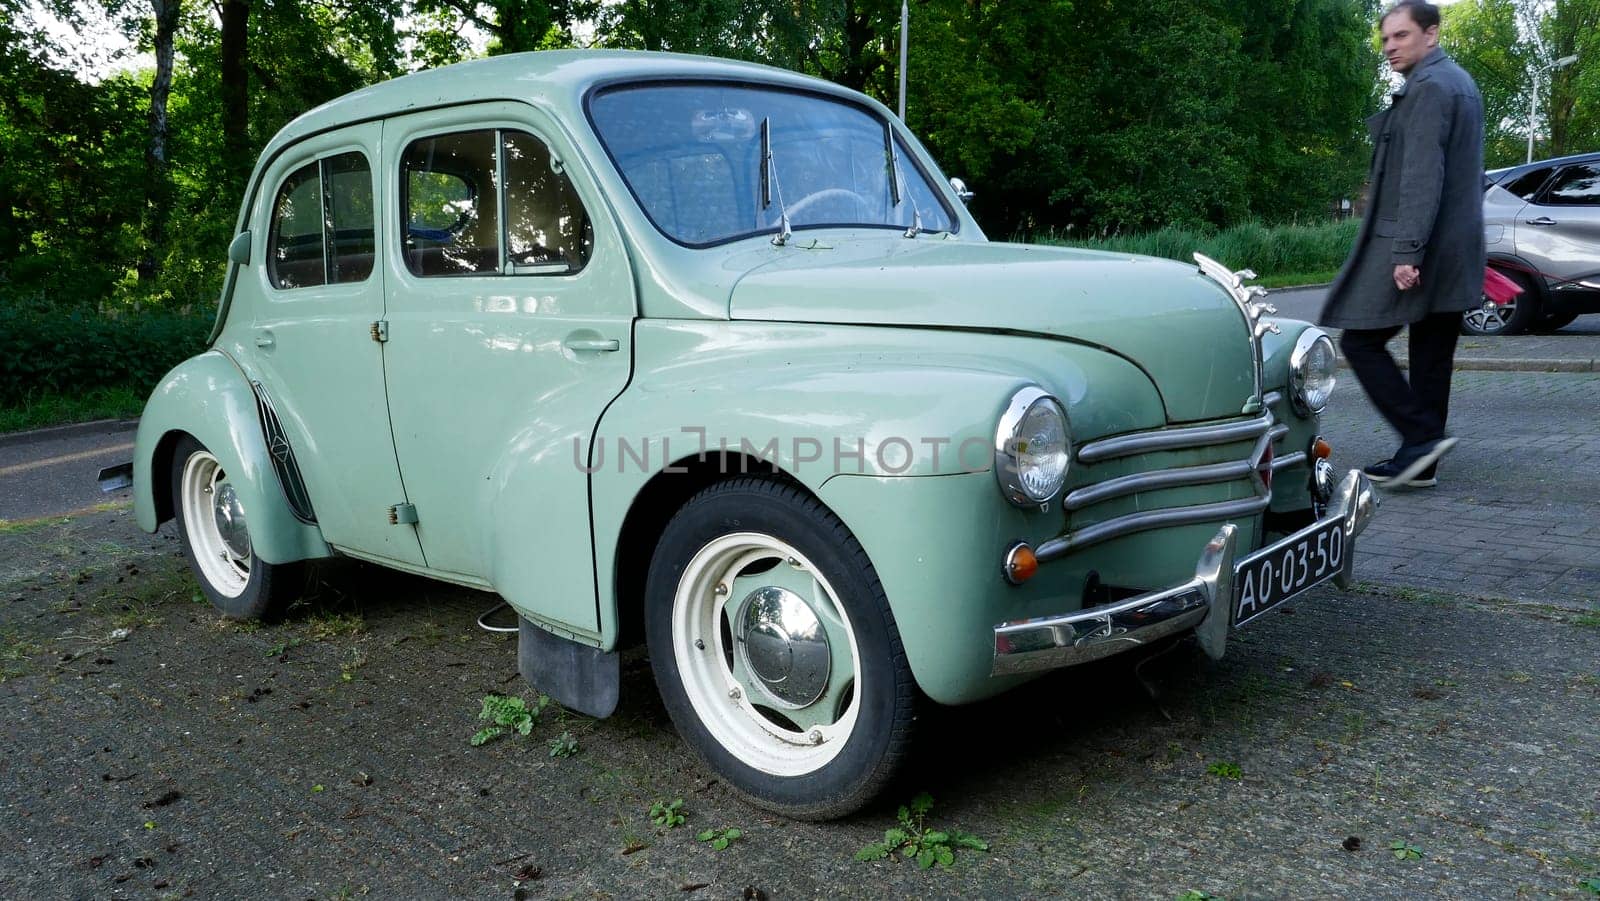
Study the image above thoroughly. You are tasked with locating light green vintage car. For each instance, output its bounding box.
[129,50,1376,819]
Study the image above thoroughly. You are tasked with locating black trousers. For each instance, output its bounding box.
[1338,312,1460,448]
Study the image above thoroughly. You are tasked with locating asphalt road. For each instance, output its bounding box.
[0,421,138,524]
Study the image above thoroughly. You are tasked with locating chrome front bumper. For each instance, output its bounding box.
[991,469,1377,676]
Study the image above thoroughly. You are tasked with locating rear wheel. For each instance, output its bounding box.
[1462,268,1538,336]
[170,435,301,619]
[644,478,916,820]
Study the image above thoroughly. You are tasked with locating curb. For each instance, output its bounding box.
[0,418,140,449]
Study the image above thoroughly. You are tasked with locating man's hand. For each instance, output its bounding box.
[1393,264,1421,291]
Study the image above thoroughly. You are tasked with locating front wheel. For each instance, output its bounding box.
[1462,268,1538,335]
[170,435,302,620]
[644,478,916,820]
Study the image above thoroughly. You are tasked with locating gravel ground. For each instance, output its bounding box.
[2,505,1596,900]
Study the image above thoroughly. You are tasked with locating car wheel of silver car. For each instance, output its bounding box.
[170,435,300,620]
[645,478,916,820]
[1462,269,1538,336]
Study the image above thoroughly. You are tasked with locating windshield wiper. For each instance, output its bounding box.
[761,117,792,246]
[885,128,924,239]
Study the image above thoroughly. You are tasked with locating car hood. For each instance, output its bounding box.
[728,239,1257,423]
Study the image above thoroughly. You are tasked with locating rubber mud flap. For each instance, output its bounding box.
[518,617,620,718]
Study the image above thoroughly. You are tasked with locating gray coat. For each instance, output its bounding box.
[1322,49,1485,330]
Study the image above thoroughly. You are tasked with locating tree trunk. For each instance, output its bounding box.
[139,0,181,285]
[220,0,251,189]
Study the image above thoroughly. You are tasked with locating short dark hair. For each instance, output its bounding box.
[1382,1,1441,30]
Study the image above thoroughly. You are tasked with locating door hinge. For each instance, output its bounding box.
[370,320,389,343]
[387,503,417,525]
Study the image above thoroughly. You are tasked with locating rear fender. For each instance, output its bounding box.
[133,351,329,565]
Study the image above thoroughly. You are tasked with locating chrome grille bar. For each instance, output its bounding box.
[1035,495,1272,562]
[1064,459,1253,511]
[1077,410,1272,463]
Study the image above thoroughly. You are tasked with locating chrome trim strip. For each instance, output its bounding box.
[993,471,1377,675]
[1268,423,1289,442]
[1271,451,1307,472]
[1064,459,1253,511]
[1262,390,1283,408]
[1077,412,1273,464]
[1035,494,1271,562]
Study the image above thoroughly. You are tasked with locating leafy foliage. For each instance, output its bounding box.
[1389,839,1424,861]
[0,303,211,406]
[469,693,549,746]
[1207,760,1244,779]
[548,731,578,758]
[649,797,686,828]
[854,793,988,869]
[696,825,742,851]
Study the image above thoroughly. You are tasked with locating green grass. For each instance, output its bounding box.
[1037,219,1357,286]
[0,386,144,435]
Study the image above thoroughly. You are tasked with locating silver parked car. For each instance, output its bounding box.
[1473,151,1600,335]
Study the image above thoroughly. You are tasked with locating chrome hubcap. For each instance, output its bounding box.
[212,482,250,560]
[736,586,831,709]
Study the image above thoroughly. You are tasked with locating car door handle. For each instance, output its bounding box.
[564,338,620,353]
[254,331,275,348]
[1525,217,1557,226]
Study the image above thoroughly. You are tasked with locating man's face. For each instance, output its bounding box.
[1381,10,1439,76]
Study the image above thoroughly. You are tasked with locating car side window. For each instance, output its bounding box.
[267,151,375,290]
[401,128,591,277]
[503,131,592,273]
[402,130,500,276]
[1503,166,1554,201]
[1543,164,1600,206]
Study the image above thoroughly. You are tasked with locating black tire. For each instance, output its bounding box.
[1461,268,1538,336]
[170,435,301,620]
[644,478,917,820]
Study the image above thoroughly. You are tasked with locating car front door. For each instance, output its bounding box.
[1516,162,1600,295]
[379,103,637,634]
[239,123,428,567]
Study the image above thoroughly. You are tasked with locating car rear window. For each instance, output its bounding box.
[1503,165,1554,200]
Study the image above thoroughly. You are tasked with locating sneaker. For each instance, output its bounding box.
[1362,459,1439,488]
[1366,436,1456,488]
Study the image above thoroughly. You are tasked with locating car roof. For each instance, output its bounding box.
[1487,150,1600,183]
[263,50,862,157]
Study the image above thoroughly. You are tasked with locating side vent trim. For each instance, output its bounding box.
[251,380,318,524]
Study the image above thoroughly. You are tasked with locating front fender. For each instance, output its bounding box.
[588,320,1167,650]
[133,351,329,565]
[1260,317,1323,513]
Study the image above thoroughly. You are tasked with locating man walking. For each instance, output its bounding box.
[1322,0,1484,488]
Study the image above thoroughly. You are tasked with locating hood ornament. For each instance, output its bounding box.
[1194,253,1278,412]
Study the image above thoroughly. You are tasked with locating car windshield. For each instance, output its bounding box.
[589,82,957,246]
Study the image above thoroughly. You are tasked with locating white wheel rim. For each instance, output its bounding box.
[671,532,862,777]
[180,450,252,598]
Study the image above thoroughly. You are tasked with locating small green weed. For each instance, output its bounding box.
[855,793,988,869]
[1390,839,1423,861]
[306,612,363,640]
[1177,892,1227,901]
[1206,761,1242,779]
[470,693,549,746]
[1579,876,1600,895]
[265,637,302,658]
[697,826,742,850]
[339,650,368,682]
[1573,614,1600,629]
[548,731,578,758]
[650,798,686,828]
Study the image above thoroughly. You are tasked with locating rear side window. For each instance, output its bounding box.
[267,151,375,290]
[1543,164,1600,205]
[1503,166,1554,200]
[401,128,591,277]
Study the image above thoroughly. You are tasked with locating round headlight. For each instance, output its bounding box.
[994,387,1071,506]
[1290,330,1337,415]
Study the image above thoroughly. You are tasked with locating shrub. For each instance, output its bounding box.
[0,301,213,405]
[1038,219,1359,278]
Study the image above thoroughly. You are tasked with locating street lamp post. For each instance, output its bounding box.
[1527,53,1579,163]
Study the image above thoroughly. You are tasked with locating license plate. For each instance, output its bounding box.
[1233,518,1346,626]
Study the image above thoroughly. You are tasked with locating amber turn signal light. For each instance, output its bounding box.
[1004,543,1039,585]
[1313,437,1332,460]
